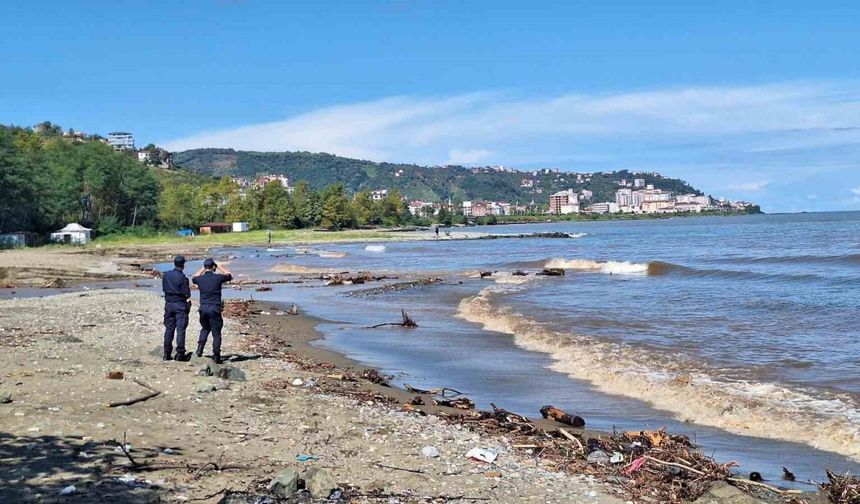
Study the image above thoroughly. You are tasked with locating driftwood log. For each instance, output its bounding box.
[404,384,463,397]
[109,378,161,408]
[368,309,418,328]
[540,405,585,428]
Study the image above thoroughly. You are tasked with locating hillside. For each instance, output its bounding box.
[172,148,701,204]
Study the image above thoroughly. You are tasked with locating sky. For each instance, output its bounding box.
[2,1,859,212]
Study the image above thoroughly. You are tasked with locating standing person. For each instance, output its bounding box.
[267,229,272,245]
[192,258,233,364]
[434,225,439,239]
[162,256,192,361]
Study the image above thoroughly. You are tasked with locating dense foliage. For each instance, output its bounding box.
[0,125,159,235]
[172,149,702,204]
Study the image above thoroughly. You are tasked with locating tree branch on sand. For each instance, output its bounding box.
[368,309,418,328]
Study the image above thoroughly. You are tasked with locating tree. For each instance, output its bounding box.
[159,184,199,229]
[437,206,453,226]
[351,190,374,227]
[320,183,351,230]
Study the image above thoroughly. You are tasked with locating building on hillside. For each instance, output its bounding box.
[548,189,580,215]
[521,178,534,188]
[199,222,232,234]
[256,174,290,188]
[634,178,646,188]
[371,189,388,201]
[587,202,620,214]
[674,202,703,213]
[676,194,711,206]
[230,176,251,188]
[50,223,92,245]
[107,132,135,151]
[408,201,437,216]
[616,188,633,207]
[641,200,675,213]
[461,200,473,217]
[580,189,593,200]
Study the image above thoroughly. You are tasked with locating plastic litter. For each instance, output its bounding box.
[626,456,646,474]
[291,378,304,386]
[421,446,440,458]
[610,452,624,464]
[296,454,318,462]
[466,447,498,463]
[587,450,610,464]
[59,485,76,495]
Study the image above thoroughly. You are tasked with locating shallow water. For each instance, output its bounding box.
[145,212,860,484]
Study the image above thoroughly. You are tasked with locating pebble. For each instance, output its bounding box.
[421,445,440,458]
[196,382,217,393]
[586,450,610,464]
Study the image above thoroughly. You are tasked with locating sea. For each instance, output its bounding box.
[21,211,860,485]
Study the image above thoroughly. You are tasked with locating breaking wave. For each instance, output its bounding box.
[457,285,860,461]
[545,258,650,275]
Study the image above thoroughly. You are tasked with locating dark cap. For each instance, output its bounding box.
[173,255,186,267]
[203,258,216,268]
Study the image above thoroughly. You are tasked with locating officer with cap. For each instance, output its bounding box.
[192,258,233,363]
[162,256,192,361]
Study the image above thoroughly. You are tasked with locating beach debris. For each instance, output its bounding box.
[59,485,77,495]
[484,470,503,478]
[368,309,418,328]
[296,454,318,462]
[749,471,763,482]
[222,299,255,318]
[479,271,494,278]
[108,378,161,408]
[512,270,528,276]
[587,450,610,465]
[291,378,304,386]
[322,271,394,286]
[610,452,624,464]
[288,304,299,315]
[268,467,299,496]
[821,469,860,503]
[0,391,12,404]
[199,362,246,381]
[408,396,425,405]
[466,447,498,464]
[43,277,66,288]
[433,397,475,410]
[540,405,585,428]
[106,370,124,380]
[537,267,565,276]
[782,466,796,482]
[421,446,440,458]
[255,286,272,292]
[304,467,338,498]
[404,384,463,397]
[361,369,391,385]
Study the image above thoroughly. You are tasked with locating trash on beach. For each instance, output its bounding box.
[587,450,610,464]
[540,405,585,428]
[105,370,124,380]
[296,454,319,462]
[466,447,498,464]
[821,469,860,503]
[433,397,475,410]
[421,446,440,458]
[610,452,624,464]
[291,378,304,386]
[626,457,646,474]
[365,245,386,252]
[59,485,77,495]
[782,466,796,481]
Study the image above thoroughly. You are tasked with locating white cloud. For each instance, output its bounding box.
[727,180,771,192]
[851,186,860,197]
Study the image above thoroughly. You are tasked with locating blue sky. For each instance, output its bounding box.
[3,1,859,212]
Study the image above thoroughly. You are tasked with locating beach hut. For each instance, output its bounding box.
[50,223,92,245]
[232,222,249,232]
[198,222,231,235]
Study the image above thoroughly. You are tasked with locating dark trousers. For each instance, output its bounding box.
[163,301,190,355]
[198,304,224,356]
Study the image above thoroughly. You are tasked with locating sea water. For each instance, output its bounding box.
[193,211,860,484]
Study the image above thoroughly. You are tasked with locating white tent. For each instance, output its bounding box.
[50,223,92,245]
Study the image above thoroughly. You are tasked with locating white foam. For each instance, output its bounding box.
[546,258,649,275]
[457,285,860,461]
[365,245,386,252]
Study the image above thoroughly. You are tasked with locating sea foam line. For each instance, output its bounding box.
[456,285,860,461]
[545,258,650,275]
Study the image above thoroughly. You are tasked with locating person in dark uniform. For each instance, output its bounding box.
[192,258,233,364]
[162,256,192,361]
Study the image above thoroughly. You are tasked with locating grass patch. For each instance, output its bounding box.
[88,228,397,248]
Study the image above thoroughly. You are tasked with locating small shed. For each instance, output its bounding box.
[50,223,92,245]
[199,222,231,235]
[0,232,33,248]
[232,222,249,233]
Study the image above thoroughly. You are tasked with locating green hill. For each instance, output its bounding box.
[172,148,702,204]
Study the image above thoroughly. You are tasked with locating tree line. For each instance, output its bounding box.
[0,124,458,237]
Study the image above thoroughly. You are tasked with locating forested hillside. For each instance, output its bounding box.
[172,148,701,204]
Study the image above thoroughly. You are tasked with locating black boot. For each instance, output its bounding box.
[175,350,192,362]
[162,352,173,361]
[196,343,205,358]
[213,353,223,365]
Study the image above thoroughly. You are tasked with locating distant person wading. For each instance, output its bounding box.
[192,258,233,364]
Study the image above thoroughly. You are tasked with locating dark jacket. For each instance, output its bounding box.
[162,268,191,304]
[192,271,232,306]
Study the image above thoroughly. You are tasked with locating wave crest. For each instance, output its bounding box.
[545,258,650,275]
[457,285,860,461]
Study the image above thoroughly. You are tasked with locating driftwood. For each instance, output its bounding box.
[479,271,494,278]
[107,432,139,467]
[537,268,565,276]
[433,397,475,410]
[368,309,418,328]
[109,378,161,407]
[324,271,395,286]
[404,383,464,397]
[540,405,585,428]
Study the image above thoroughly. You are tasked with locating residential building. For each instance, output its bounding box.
[256,174,290,188]
[232,222,250,232]
[676,194,711,206]
[461,200,473,217]
[642,200,675,213]
[199,222,232,234]
[520,178,534,188]
[580,189,593,200]
[107,132,135,151]
[371,189,388,201]
[408,201,437,216]
[616,188,633,207]
[548,189,580,215]
[587,202,620,214]
[634,178,646,188]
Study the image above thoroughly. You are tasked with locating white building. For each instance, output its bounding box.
[589,202,620,214]
[461,200,473,217]
[107,132,135,151]
[371,189,389,201]
[548,189,580,215]
[634,178,646,188]
[50,223,92,245]
[616,188,633,207]
[676,194,711,206]
[232,222,250,232]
